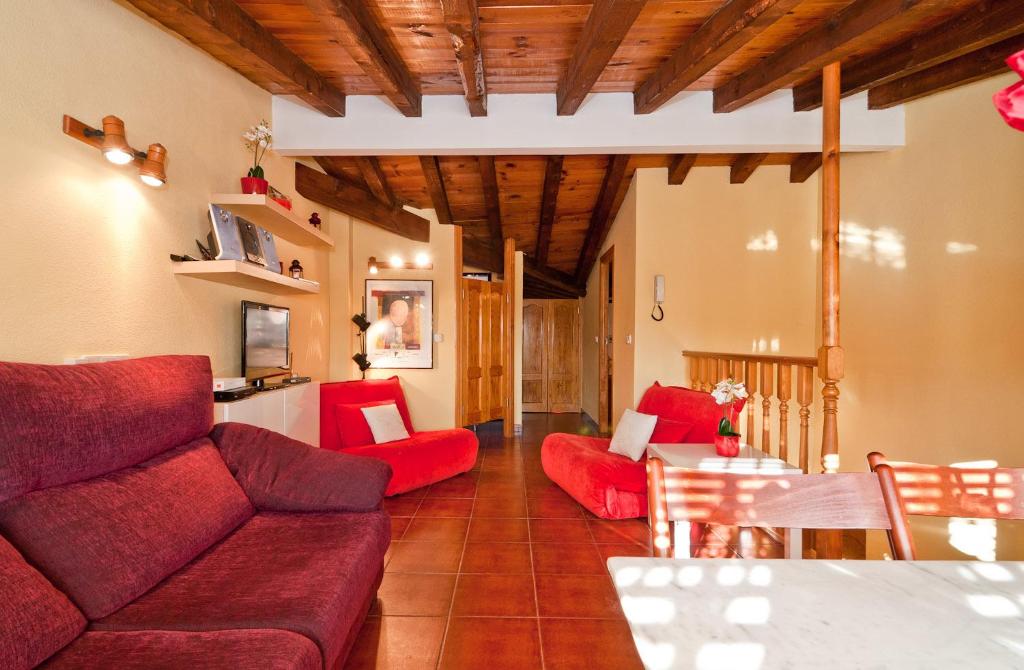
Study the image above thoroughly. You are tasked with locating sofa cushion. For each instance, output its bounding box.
[0,439,253,619]
[320,377,415,452]
[94,511,390,670]
[41,630,321,670]
[343,428,479,496]
[650,417,693,444]
[540,433,647,519]
[637,382,741,444]
[333,400,393,449]
[0,535,85,670]
[0,355,213,503]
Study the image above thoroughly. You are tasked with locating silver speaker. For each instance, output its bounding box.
[207,205,245,262]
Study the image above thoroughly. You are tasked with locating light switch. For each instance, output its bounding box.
[433,333,444,343]
[626,334,633,345]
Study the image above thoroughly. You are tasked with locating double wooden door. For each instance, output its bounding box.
[522,299,581,413]
[460,278,506,426]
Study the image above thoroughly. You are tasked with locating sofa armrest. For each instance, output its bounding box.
[209,422,392,513]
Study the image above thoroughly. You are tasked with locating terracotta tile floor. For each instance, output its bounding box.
[345,413,788,670]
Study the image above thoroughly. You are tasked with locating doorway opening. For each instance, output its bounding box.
[598,247,614,434]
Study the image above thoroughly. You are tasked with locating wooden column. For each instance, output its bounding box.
[503,237,516,437]
[818,61,845,560]
[454,228,465,427]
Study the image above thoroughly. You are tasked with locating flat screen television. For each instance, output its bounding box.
[242,301,290,383]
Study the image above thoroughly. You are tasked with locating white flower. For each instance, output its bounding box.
[712,378,747,405]
[258,139,267,147]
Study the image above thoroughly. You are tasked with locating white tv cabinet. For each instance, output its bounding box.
[214,381,320,447]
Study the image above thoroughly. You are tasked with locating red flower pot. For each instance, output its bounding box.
[241,177,269,194]
[714,434,740,458]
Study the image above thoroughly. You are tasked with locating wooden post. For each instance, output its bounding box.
[503,237,516,437]
[818,61,845,558]
[819,60,844,473]
[454,228,465,427]
[777,364,791,464]
[797,365,813,473]
[759,362,773,456]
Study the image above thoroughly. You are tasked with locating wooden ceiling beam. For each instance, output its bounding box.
[556,0,648,116]
[714,0,930,113]
[525,261,586,298]
[302,0,421,116]
[441,0,488,117]
[355,157,396,206]
[868,34,1024,109]
[667,154,698,185]
[789,153,823,183]
[730,153,769,184]
[634,0,801,114]
[123,0,345,117]
[295,163,429,242]
[462,236,502,273]
[794,0,1024,111]
[534,156,565,265]
[574,154,631,285]
[419,156,454,226]
[477,156,505,246]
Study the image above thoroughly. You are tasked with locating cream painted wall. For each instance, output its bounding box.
[330,208,457,432]
[0,0,329,379]
[582,178,638,428]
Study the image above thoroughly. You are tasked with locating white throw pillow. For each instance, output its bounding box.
[607,409,658,462]
[361,403,411,444]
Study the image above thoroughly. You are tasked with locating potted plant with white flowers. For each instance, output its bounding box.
[241,120,272,194]
[711,378,748,457]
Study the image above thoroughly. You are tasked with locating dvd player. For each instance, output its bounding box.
[214,387,257,402]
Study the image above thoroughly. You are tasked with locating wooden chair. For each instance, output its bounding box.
[867,451,1024,560]
[646,456,901,559]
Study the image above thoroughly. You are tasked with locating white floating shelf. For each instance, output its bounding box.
[210,193,334,248]
[172,260,320,294]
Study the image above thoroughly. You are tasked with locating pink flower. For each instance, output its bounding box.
[994,50,1024,132]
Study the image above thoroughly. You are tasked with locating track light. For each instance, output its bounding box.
[352,352,371,372]
[414,252,430,268]
[368,257,380,275]
[100,116,133,165]
[351,313,371,332]
[138,143,166,187]
[389,255,404,269]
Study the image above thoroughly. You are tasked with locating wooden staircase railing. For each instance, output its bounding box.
[683,351,818,473]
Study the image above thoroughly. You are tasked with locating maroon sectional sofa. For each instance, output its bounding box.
[0,355,392,670]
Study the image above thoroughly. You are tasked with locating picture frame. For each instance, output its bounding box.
[364,279,433,369]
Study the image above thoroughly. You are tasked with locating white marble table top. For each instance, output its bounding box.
[647,443,801,474]
[608,557,1024,670]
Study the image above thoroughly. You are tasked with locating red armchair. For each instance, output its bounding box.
[541,382,739,519]
[320,377,479,496]
[0,355,391,670]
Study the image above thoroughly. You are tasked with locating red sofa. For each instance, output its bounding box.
[320,377,478,496]
[0,356,391,670]
[541,382,742,519]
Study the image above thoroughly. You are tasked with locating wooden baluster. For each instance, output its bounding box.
[744,361,757,447]
[688,356,699,391]
[777,364,791,464]
[730,358,743,382]
[759,361,774,456]
[717,359,729,385]
[797,364,813,473]
[698,357,710,392]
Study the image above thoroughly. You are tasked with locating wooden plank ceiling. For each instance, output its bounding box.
[125,0,1024,296]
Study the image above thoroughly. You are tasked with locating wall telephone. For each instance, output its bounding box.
[652,274,665,321]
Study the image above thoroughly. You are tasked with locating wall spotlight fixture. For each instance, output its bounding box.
[367,254,433,272]
[352,352,371,372]
[63,114,168,187]
[351,313,371,332]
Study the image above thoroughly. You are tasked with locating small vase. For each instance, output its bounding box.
[714,434,740,458]
[241,177,269,195]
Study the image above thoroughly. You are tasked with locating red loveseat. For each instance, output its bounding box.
[320,377,479,496]
[541,382,741,519]
[0,356,391,670]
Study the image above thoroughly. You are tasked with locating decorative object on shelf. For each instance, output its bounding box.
[289,260,304,279]
[62,114,167,187]
[994,49,1024,132]
[711,378,747,458]
[206,204,280,271]
[241,120,271,194]
[365,279,433,369]
[268,185,292,210]
[309,212,322,229]
[367,254,433,272]
[195,239,213,260]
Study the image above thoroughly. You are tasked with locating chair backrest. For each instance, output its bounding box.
[319,376,415,451]
[868,451,1024,559]
[646,456,895,558]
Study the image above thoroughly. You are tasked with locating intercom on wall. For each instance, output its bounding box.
[652,274,665,321]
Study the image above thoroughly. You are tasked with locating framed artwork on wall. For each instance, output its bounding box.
[365,279,433,369]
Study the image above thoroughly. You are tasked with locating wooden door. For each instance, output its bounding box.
[546,299,581,413]
[485,282,505,421]
[462,279,485,424]
[522,300,547,412]
[522,298,581,413]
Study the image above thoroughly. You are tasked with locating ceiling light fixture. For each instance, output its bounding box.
[63,114,168,187]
